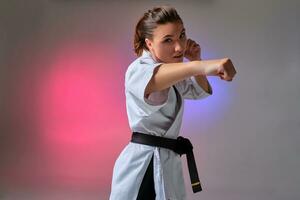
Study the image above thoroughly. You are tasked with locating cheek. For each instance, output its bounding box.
[182,40,187,51]
[156,44,171,56]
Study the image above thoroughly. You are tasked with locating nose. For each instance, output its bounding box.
[174,41,184,53]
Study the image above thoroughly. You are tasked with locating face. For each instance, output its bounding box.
[145,22,187,63]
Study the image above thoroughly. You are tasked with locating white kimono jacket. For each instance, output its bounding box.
[109,50,212,200]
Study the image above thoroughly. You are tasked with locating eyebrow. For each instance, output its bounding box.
[162,28,185,39]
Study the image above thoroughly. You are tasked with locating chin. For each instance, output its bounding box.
[162,57,184,63]
[172,57,184,63]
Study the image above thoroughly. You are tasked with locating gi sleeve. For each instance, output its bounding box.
[125,62,170,116]
[175,76,213,100]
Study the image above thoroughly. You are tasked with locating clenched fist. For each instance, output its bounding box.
[202,58,237,81]
[217,58,236,81]
[184,39,201,61]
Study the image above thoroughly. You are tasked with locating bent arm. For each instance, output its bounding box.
[193,75,212,94]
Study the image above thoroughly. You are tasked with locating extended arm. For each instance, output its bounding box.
[145,58,231,96]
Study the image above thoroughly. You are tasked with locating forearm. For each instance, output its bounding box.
[189,58,213,94]
[145,61,200,95]
[193,75,212,94]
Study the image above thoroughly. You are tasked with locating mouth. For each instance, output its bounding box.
[173,54,183,58]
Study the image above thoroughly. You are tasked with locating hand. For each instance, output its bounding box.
[198,58,236,81]
[216,58,237,81]
[184,39,201,61]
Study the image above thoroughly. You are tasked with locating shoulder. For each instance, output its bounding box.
[125,52,160,82]
[125,57,143,81]
[126,52,156,72]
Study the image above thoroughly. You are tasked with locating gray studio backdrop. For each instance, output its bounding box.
[0,0,299,200]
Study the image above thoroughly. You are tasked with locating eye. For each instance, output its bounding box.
[164,38,172,43]
[180,32,186,39]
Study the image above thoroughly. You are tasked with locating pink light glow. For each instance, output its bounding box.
[31,41,129,187]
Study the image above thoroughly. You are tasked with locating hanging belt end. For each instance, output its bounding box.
[191,181,202,193]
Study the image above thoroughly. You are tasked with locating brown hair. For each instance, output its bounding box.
[133,5,183,57]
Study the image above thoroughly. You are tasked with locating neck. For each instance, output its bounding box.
[149,50,162,63]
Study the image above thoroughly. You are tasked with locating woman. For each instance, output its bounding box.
[109,5,236,200]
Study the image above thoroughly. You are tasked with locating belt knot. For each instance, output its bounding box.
[175,136,193,156]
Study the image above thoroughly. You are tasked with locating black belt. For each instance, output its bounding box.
[131,132,202,193]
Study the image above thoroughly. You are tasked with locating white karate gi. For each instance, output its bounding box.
[109,50,212,200]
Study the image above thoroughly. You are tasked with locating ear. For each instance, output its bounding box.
[145,38,153,50]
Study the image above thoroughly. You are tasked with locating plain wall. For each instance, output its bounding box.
[0,0,299,199]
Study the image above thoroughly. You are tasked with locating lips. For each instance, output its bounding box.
[173,54,183,58]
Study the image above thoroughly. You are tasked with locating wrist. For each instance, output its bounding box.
[197,59,221,76]
[190,60,206,76]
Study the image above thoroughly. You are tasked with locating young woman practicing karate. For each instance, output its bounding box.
[109,5,236,200]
